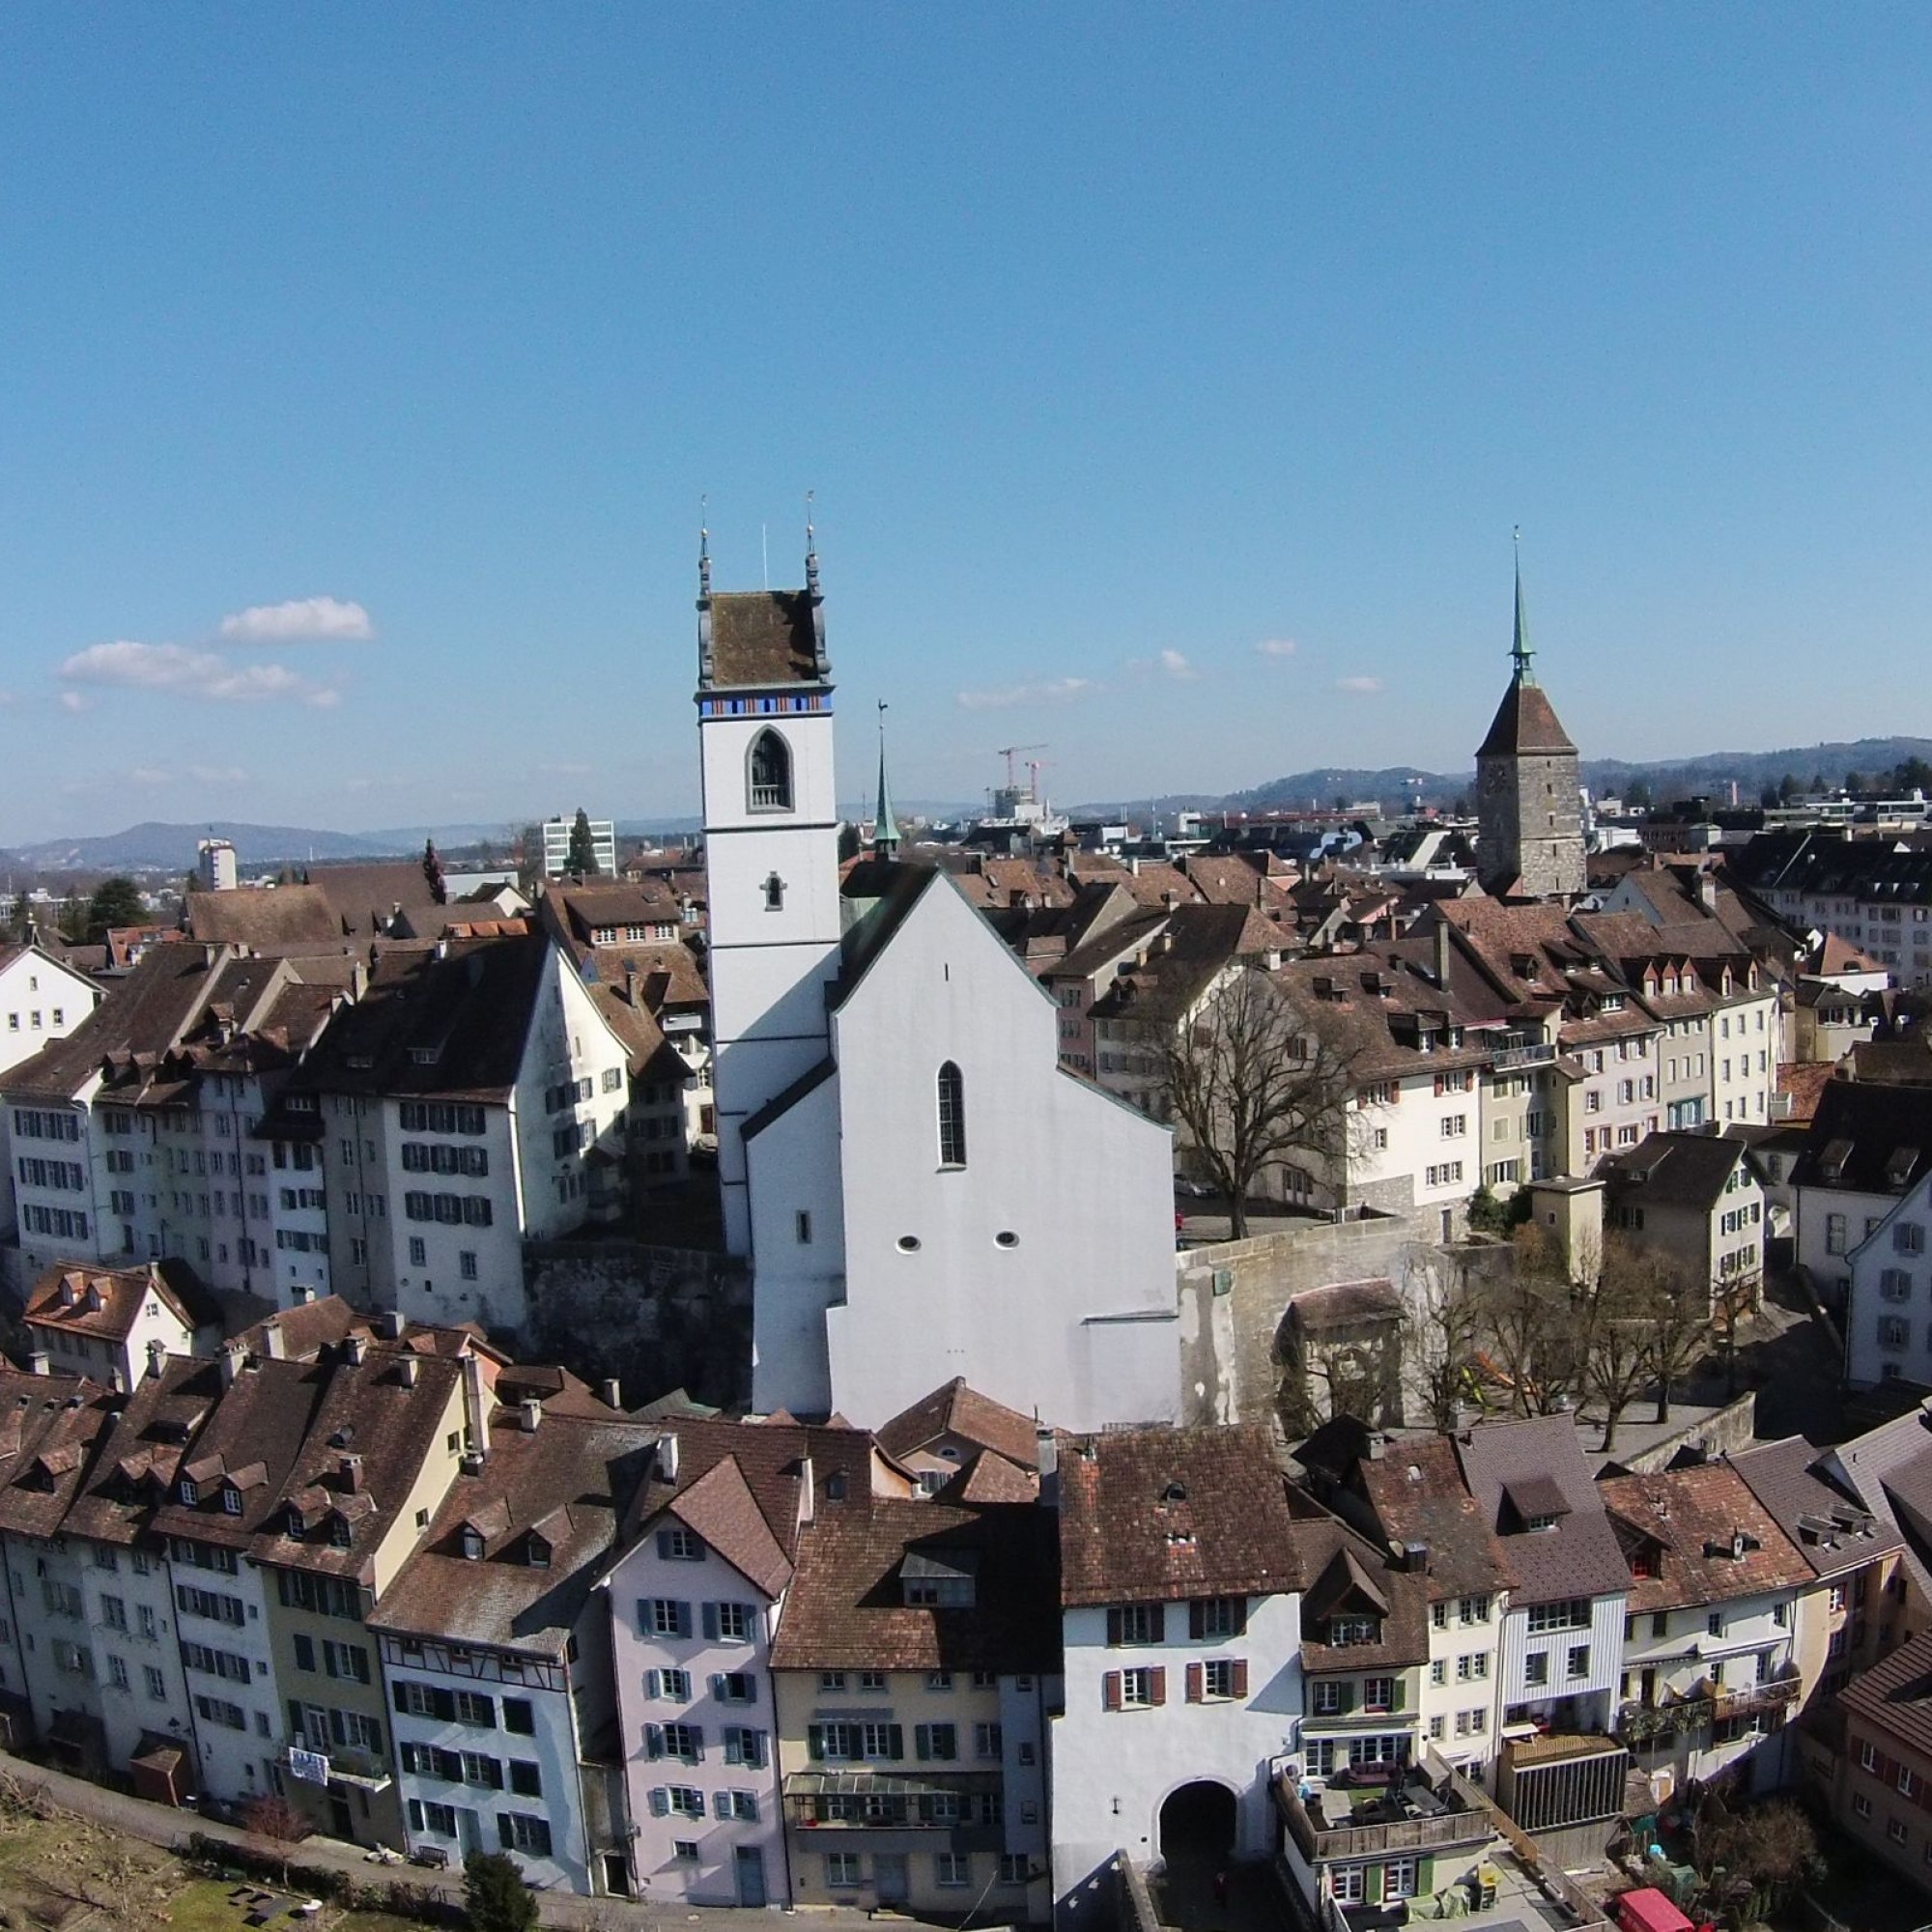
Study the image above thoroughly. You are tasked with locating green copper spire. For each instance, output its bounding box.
[1512,526,1536,686]
[873,700,901,856]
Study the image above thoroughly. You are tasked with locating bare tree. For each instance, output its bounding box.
[1152,968,1360,1238]
[1644,1254,1712,1422]
[1715,1265,1761,1396]
[1577,1234,1662,1455]
[1405,1257,1489,1433]
[1473,1225,1583,1416]
[241,1791,307,1887]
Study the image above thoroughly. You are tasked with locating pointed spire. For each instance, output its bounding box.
[873,700,901,857]
[805,490,820,599]
[1511,526,1536,686]
[698,496,712,599]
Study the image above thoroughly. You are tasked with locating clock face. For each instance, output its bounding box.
[1479,762,1510,796]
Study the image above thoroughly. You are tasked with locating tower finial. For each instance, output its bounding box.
[805,490,820,598]
[873,699,901,858]
[1511,526,1534,685]
[698,496,711,599]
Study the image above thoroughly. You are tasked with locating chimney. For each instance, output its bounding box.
[1365,1434,1385,1462]
[146,1339,167,1380]
[1037,1427,1060,1509]
[1403,1540,1430,1574]
[658,1432,680,1484]
[625,965,641,1009]
[1698,875,1719,912]
[220,1337,248,1387]
[518,1398,542,1435]
[462,1354,489,1465]
[26,1350,50,1378]
[341,1454,364,1492]
[1434,919,1452,989]
[350,959,368,1001]
[433,938,449,961]
[260,1319,286,1361]
[400,1355,421,1388]
[798,1455,815,1528]
[292,1285,316,1306]
[345,1334,368,1367]
[600,1377,622,1410]
[377,1310,406,1340]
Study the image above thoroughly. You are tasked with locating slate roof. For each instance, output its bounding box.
[1453,1415,1631,1605]
[876,1379,1041,1473]
[706,590,824,688]
[1729,1435,1902,1582]
[1788,1080,1932,1198]
[1597,1463,1811,1612]
[1840,1626,1932,1760]
[1476,677,1577,759]
[1058,1426,1304,1606]
[1821,1404,1932,1604]
[769,1495,1060,1674]
[1600,1132,1758,1212]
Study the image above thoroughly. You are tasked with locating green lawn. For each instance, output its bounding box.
[167,1878,425,1932]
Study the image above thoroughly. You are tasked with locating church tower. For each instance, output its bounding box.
[1475,551,1585,898]
[696,525,844,1256]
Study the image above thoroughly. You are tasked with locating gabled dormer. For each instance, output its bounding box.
[1302,1546,1391,1647]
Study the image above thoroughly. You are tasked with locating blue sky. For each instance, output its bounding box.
[3,7,1930,840]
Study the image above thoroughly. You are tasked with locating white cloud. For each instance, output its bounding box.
[58,639,340,707]
[130,766,172,786]
[58,691,91,714]
[188,764,250,785]
[1335,674,1383,695]
[1254,637,1298,658]
[954,676,1098,712]
[218,595,374,642]
[1158,648,1196,681]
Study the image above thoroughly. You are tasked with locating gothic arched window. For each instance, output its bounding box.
[937,1061,967,1168]
[748,729,793,811]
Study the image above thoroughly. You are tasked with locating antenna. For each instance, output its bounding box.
[761,525,769,591]
[698,495,711,597]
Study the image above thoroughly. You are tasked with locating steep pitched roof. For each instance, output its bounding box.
[664,1455,794,1600]
[185,886,342,950]
[705,590,824,688]
[1597,1463,1810,1612]
[1789,1080,1932,1197]
[876,1379,1040,1472]
[1729,1435,1902,1582]
[1354,1435,1512,1604]
[1058,1425,1304,1606]
[24,1261,213,1345]
[1476,676,1577,759]
[1453,1414,1630,1605]
[1600,1131,1758,1212]
[1840,1626,1932,1759]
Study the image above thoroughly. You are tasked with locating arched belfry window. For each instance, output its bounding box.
[748,729,793,811]
[937,1061,967,1168]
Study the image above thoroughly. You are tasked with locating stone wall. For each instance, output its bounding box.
[523,1239,752,1410]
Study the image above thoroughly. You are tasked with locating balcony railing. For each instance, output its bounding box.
[282,1742,393,1791]
[1492,1041,1556,1072]
[1615,1668,1802,1747]
[1275,1777,1492,1864]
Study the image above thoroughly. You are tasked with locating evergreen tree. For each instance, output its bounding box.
[464,1851,539,1932]
[83,876,147,942]
[564,809,601,877]
[422,838,447,904]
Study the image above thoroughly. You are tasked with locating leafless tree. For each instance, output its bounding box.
[1473,1225,1582,1416]
[1152,968,1361,1238]
[1644,1253,1712,1422]
[1405,1257,1489,1434]
[241,1790,308,1888]
[1715,1266,1761,1396]
[1577,1234,1662,1455]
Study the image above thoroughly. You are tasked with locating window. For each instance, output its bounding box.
[499,1814,552,1858]
[711,1601,753,1642]
[724,1726,767,1768]
[934,1853,970,1889]
[643,1599,691,1638]
[1384,1859,1418,1902]
[1330,1615,1378,1646]
[975,1721,1004,1759]
[144,1665,166,1700]
[1523,1653,1548,1687]
[1525,1599,1588,1634]
[1900,1223,1927,1256]
[937,1062,967,1167]
[824,1854,861,1888]
[1363,1676,1394,1712]
[1567,1645,1590,1679]
[658,1526,703,1561]
[1313,1681,1346,1716]
[502,1699,534,1735]
[1853,1793,1873,1820]
[748,729,793,811]
[1456,1653,1489,1682]
[717,1672,756,1704]
[107,1654,129,1691]
[1458,1595,1491,1624]
[1120,1668,1157,1709]
[1889,1818,1911,1846]
[1203,1659,1241,1700]
[509,1760,542,1797]
[649,1668,692,1702]
[1108,1605,1165,1646]
[1331,1865,1366,1906]
[460,1251,477,1281]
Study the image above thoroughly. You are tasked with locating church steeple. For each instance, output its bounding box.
[1511,528,1535,686]
[873,701,901,858]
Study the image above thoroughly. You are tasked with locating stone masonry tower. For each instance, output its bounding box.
[1475,554,1585,898]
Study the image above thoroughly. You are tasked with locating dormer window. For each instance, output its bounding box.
[1523,1513,1561,1533]
[286,1509,305,1541]
[1329,1614,1379,1646]
[901,1550,977,1609]
[526,1535,551,1570]
[329,1516,352,1548]
[460,1525,484,1561]
[1630,1548,1660,1580]
[220,1486,242,1517]
[179,1479,199,1506]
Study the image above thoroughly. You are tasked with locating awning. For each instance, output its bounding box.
[784,1770,1003,1801]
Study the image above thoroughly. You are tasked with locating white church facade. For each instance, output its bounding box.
[695,537,1179,1432]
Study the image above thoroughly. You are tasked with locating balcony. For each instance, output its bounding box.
[1615,1666,1802,1747]
[282,1743,392,1792]
[1275,1769,1492,1865]
[1492,1041,1556,1073]
[1494,1731,1629,1833]
[783,1768,1003,1840]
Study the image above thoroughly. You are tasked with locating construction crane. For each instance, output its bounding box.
[993,743,1047,789]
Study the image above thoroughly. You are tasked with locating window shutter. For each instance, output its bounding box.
[1151,1605,1167,1642]
[287,1699,303,1741]
[1149,1667,1167,1707]
[1338,1683,1354,1714]
[644,1670,660,1699]
[887,1724,905,1760]
[486,1757,504,1788]
[657,1530,674,1559]
[1185,1662,1204,1704]
[808,1723,826,1762]
[714,1792,732,1821]
[434,1687,456,1722]
[1232,1659,1249,1699]
[676,1601,694,1638]
[1390,1677,1405,1712]
[392,1682,408,1713]
[498,1816,514,1850]
[648,1786,668,1817]
[637,1599,651,1634]
[915,1724,931,1762]
[1233,1599,1249,1637]
[1103,1671,1122,1712]
[702,1603,721,1641]
[645,1723,664,1760]
[1106,1608,1122,1647]
[710,1673,725,1700]
[1187,1602,1204,1641]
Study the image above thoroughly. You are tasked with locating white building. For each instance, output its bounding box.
[538,818,618,880]
[696,552,1179,1432]
[1050,1428,1306,1917]
[1844,1162,1932,1392]
[1788,1081,1932,1316]
[0,942,99,1079]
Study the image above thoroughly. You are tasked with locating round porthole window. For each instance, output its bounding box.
[896,1235,922,1254]
[994,1230,1019,1249]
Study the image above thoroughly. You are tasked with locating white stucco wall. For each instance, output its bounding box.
[1845,1177,1932,1390]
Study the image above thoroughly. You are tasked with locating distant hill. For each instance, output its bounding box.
[6,820,409,872]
